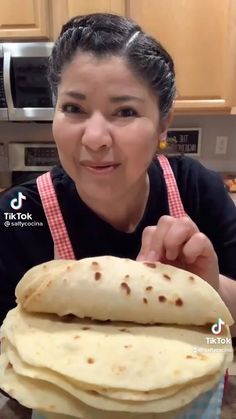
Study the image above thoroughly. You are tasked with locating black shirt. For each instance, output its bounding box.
[1,156,236,325]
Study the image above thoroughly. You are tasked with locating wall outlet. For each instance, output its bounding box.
[215,136,228,154]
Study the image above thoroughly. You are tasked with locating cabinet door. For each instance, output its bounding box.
[51,0,125,40]
[0,0,49,39]
[127,0,235,113]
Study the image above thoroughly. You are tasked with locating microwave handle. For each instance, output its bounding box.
[3,51,15,114]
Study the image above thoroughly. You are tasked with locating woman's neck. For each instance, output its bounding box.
[76,175,150,233]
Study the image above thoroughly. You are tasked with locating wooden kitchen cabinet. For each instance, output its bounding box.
[127,0,236,114]
[0,0,50,39]
[50,0,126,40]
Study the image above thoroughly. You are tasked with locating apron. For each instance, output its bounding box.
[35,155,225,419]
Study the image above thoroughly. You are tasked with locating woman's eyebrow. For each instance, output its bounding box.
[61,91,86,100]
[110,95,145,103]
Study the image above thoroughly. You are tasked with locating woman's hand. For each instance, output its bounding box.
[137,216,219,290]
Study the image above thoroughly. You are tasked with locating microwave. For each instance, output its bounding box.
[0,42,54,121]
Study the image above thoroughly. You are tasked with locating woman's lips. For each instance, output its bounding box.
[81,163,120,175]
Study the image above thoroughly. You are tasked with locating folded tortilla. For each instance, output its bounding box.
[15,256,234,326]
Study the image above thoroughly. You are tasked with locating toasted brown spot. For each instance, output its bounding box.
[146,286,153,291]
[74,335,80,339]
[119,328,127,332]
[49,405,56,410]
[174,369,181,376]
[113,365,127,374]
[144,391,150,394]
[87,358,95,364]
[175,298,183,306]
[186,355,194,359]
[43,264,47,269]
[92,261,99,268]
[46,280,53,288]
[143,297,148,304]
[197,354,208,361]
[94,272,101,281]
[121,282,131,295]
[61,314,76,323]
[6,362,13,370]
[163,273,171,280]
[158,295,167,303]
[143,262,156,268]
[124,345,132,349]
[66,265,72,271]
[189,276,195,281]
[88,390,98,395]
[124,274,130,279]
[82,327,91,330]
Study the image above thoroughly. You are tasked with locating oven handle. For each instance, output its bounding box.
[3,51,15,116]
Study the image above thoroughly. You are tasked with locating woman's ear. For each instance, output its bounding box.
[158,111,173,150]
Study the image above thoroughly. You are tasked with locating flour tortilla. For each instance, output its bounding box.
[15,257,234,326]
[0,350,225,415]
[2,307,232,393]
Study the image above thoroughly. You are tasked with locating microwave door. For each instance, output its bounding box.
[0,45,8,120]
[3,43,54,121]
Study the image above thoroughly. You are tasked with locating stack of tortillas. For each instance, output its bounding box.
[0,256,234,419]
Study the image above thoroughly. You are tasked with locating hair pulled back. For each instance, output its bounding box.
[48,13,176,118]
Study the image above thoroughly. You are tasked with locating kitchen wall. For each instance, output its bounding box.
[0,114,236,173]
[171,115,236,172]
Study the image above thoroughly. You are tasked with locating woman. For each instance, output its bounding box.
[0,13,236,336]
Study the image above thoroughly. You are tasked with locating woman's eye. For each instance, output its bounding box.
[116,108,138,117]
[62,104,83,114]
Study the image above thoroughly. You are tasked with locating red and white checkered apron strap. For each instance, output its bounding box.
[157,154,186,218]
[36,172,75,260]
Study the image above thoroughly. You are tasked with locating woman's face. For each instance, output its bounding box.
[53,52,169,202]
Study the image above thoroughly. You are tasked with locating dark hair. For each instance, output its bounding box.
[48,13,176,118]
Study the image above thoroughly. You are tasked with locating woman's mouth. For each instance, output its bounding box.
[81,163,120,175]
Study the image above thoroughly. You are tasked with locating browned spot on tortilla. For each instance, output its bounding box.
[124,345,132,349]
[74,335,80,339]
[119,328,127,332]
[124,274,130,279]
[66,265,72,271]
[113,365,127,374]
[163,273,171,280]
[174,369,181,376]
[94,272,101,281]
[6,362,13,369]
[146,286,153,291]
[144,391,150,394]
[143,297,148,304]
[121,282,131,295]
[42,264,47,269]
[87,358,95,364]
[143,262,156,268]
[189,276,195,281]
[175,298,183,306]
[88,390,98,395]
[186,355,194,359]
[82,327,91,330]
[158,295,167,302]
[197,353,208,361]
[46,280,53,288]
[61,314,76,323]
[92,261,99,268]
[49,405,56,410]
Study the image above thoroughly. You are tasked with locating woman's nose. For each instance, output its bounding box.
[81,112,112,151]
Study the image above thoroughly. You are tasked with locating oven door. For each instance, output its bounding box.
[3,43,54,121]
